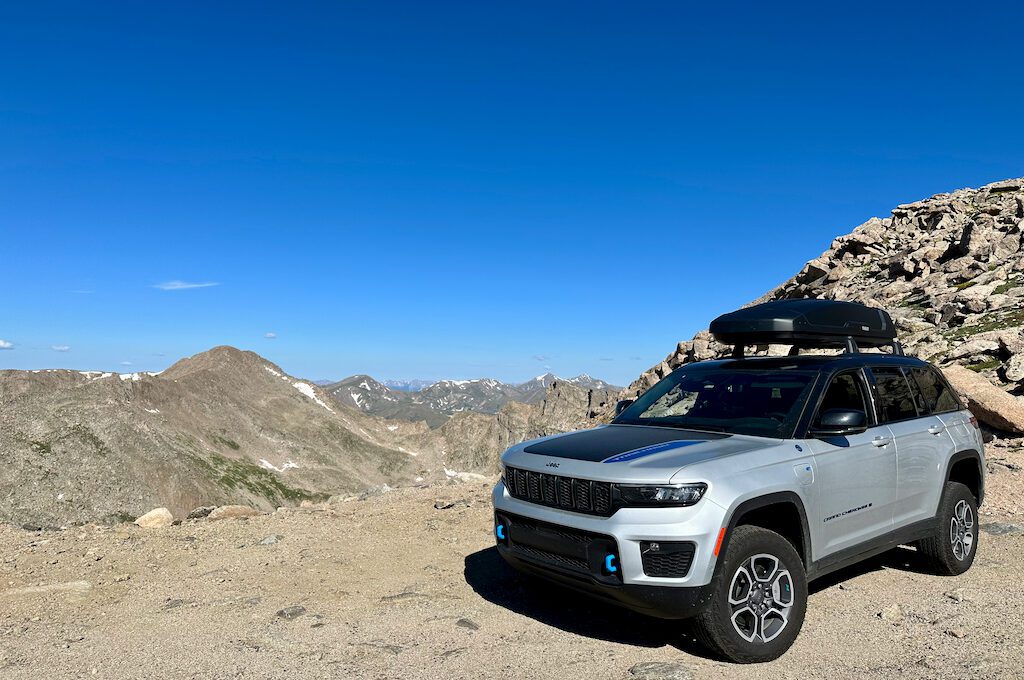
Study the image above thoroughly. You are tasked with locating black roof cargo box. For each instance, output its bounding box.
[710,299,897,351]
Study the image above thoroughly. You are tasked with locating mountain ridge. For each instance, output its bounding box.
[325,371,621,426]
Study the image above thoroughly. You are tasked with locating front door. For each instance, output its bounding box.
[809,370,897,558]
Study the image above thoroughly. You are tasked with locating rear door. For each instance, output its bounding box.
[868,366,949,529]
[809,369,897,557]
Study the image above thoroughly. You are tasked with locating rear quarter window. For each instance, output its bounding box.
[910,366,961,414]
[871,367,919,422]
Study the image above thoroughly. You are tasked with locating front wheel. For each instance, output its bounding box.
[917,482,978,576]
[692,526,807,663]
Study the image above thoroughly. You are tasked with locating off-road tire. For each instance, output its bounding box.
[692,525,807,663]
[917,481,978,576]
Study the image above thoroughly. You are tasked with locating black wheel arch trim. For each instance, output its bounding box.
[944,448,985,507]
[715,491,813,580]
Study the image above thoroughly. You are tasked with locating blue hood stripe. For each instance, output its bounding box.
[602,439,703,463]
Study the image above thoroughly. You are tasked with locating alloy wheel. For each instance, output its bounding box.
[727,553,795,643]
[950,499,974,561]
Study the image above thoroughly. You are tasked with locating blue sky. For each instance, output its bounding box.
[2,2,1022,385]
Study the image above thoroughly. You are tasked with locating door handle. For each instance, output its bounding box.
[871,436,891,447]
[928,424,946,435]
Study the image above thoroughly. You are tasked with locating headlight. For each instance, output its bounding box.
[614,483,707,507]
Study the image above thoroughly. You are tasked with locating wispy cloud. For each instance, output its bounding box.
[599,357,614,362]
[532,354,550,362]
[51,345,71,352]
[264,332,277,339]
[153,280,220,291]
[70,289,94,294]
[0,339,13,350]
[120,361,133,366]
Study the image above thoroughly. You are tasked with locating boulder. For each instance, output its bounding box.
[207,505,261,521]
[1006,355,1024,383]
[943,365,1024,434]
[134,508,173,528]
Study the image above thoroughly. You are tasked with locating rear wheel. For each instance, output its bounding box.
[692,526,807,663]
[917,482,978,576]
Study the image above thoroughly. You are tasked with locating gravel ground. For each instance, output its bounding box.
[1,483,1022,680]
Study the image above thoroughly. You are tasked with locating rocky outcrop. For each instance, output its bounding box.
[618,179,1024,433]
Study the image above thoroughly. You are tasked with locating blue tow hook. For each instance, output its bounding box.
[604,554,618,573]
[496,524,506,540]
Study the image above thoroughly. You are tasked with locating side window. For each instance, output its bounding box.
[871,367,919,422]
[910,367,961,414]
[814,371,869,427]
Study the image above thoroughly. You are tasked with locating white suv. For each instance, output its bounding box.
[492,300,984,663]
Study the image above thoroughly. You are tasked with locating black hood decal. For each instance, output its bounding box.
[523,425,728,463]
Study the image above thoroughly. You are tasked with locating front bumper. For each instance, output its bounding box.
[497,545,716,619]
[492,480,724,619]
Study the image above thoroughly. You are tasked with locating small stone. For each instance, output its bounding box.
[947,628,967,639]
[944,588,966,603]
[434,499,470,510]
[455,618,479,631]
[134,508,173,529]
[186,506,216,520]
[628,661,695,680]
[207,505,261,522]
[878,604,905,622]
[113,574,131,583]
[259,535,283,546]
[276,605,307,620]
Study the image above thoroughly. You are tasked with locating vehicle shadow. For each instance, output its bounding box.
[465,544,933,654]
[463,547,714,657]
[808,545,935,594]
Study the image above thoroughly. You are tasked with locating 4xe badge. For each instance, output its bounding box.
[545,461,560,468]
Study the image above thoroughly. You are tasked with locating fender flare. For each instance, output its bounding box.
[943,449,985,507]
[714,491,813,579]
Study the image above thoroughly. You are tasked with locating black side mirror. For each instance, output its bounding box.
[615,399,634,416]
[809,408,867,437]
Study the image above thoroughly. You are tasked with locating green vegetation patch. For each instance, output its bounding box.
[967,359,1002,373]
[947,308,1024,341]
[994,277,1021,295]
[29,440,52,454]
[954,281,977,290]
[63,423,111,457]
[897,294,931,310]
[196,451,326,503]
[208,433,241,450]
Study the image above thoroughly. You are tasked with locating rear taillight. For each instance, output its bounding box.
[969,415,979,429]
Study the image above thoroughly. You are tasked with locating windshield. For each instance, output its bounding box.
[614,363,819,438]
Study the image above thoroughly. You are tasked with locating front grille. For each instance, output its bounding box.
[640,541,696,578]
[505,466,614,517]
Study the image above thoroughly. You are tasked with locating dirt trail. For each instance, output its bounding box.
[1,484,1022,679]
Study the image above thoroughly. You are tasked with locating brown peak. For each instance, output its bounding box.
[161,345,287,380]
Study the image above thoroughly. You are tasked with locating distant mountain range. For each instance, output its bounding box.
[325,372,621,427]
[0,346,620,526]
